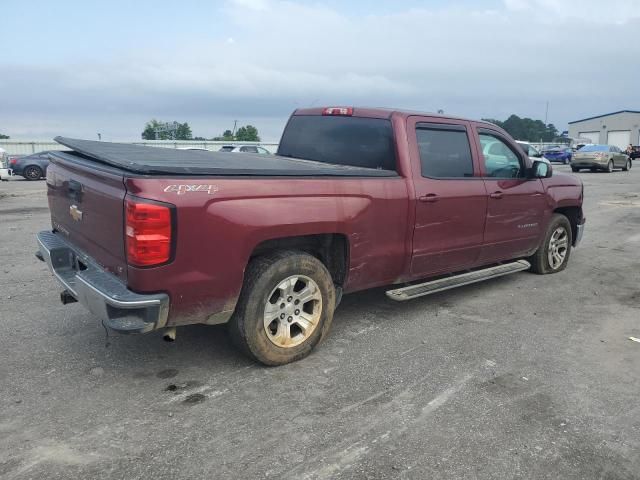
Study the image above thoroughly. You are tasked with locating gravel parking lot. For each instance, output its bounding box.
[1,166,639,479]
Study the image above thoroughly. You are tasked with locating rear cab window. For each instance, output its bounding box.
[416,123,475,178]
[277,115,397,171]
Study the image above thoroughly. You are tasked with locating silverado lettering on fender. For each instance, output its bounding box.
[36,107,585,365]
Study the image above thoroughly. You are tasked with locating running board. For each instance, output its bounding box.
[385,260,531,301]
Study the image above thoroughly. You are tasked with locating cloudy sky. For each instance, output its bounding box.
[2,0,639,141]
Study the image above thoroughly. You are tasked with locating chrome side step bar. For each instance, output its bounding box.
[385,260,531,302]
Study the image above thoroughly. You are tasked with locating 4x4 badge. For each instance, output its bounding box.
[164,184,218,195]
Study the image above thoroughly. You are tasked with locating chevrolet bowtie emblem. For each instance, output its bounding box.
[69,204,83,222]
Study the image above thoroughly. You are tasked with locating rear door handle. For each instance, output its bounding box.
[489,191,503,199]
[419,194,439,203]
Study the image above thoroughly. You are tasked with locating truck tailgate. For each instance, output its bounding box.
[46,152,128,281]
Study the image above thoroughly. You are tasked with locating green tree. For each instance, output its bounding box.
[142,119,161,140]
[141,120,193,140]
[0,133,9,139]
[235,125,260,142]
[212,129,235,141]
[481,115,558,142]
[176,122,193,140]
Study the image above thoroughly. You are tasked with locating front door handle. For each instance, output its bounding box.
[489,191,503,199]
[419,194,439,203]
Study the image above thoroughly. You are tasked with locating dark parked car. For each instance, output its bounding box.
[10,151,53,180]
[627,146,640,160]
[542,146,572,164]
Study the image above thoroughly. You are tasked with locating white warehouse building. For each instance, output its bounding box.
[568,110,640,149]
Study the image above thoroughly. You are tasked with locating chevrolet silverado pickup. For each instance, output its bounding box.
[36,107,585,365]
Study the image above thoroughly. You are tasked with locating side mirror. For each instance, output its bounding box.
[530,160,552,179]
[534,152,543,158]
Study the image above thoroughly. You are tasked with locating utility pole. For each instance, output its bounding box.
[544,101,549,125]
[232,120,238,138]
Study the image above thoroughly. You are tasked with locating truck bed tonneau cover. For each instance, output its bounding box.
[53,137,397,177]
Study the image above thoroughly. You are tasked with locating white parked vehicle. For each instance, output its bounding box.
[219,145,272,155]
[0,147,12,181]
[515,141,551,165]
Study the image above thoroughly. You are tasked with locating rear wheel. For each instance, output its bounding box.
[23,165,43,181]
[529,214,572,274]
[228,251,336,366]
[623,159,632,171]
[606,160,614,173]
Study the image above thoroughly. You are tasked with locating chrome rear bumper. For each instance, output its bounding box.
[36,230,169,333]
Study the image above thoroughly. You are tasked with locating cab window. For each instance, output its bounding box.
[479,132,524,178]
[416,124,474,178]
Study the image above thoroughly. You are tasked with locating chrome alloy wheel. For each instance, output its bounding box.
[548,227,569,270]
[263,275,322,348]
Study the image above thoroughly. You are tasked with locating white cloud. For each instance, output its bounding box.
[2,0,639,140]
[503,0,640,23]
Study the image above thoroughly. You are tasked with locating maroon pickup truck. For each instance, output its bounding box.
[37,107,585,365]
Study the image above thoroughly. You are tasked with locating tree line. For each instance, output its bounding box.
[141,119,260,142]
[481,115,559,142]
[2,114,556,144]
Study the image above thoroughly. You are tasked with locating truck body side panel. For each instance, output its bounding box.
[125,176,411,326]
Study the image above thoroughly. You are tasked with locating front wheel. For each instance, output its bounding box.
[528,214,572,274]
[228,251,336,366]
[623,159,632,171]
[606,160,614,173]
[571,167,579,172]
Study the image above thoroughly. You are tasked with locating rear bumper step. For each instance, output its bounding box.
[36,230,170,333]
[386,260,531,301]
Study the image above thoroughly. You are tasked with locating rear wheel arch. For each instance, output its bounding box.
[249,233,349,288]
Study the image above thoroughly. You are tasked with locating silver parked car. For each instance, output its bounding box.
[571,144,631,173]
[219,145,272,154]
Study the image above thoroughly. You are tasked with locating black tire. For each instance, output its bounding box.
[571,167,579,172]
[622,159,631,171]
[606,160,614,173]
[564,157,570,165]
[23,165,43,181]
[528,213,573,275]
[228,250,336,366]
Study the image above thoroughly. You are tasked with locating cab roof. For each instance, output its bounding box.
[293,106,496,127]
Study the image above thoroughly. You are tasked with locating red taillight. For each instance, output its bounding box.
[9,158,17,165]
[322,107,353,116]
[125,198,173,267]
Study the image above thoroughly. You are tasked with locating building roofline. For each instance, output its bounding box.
[568,110,640,124]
